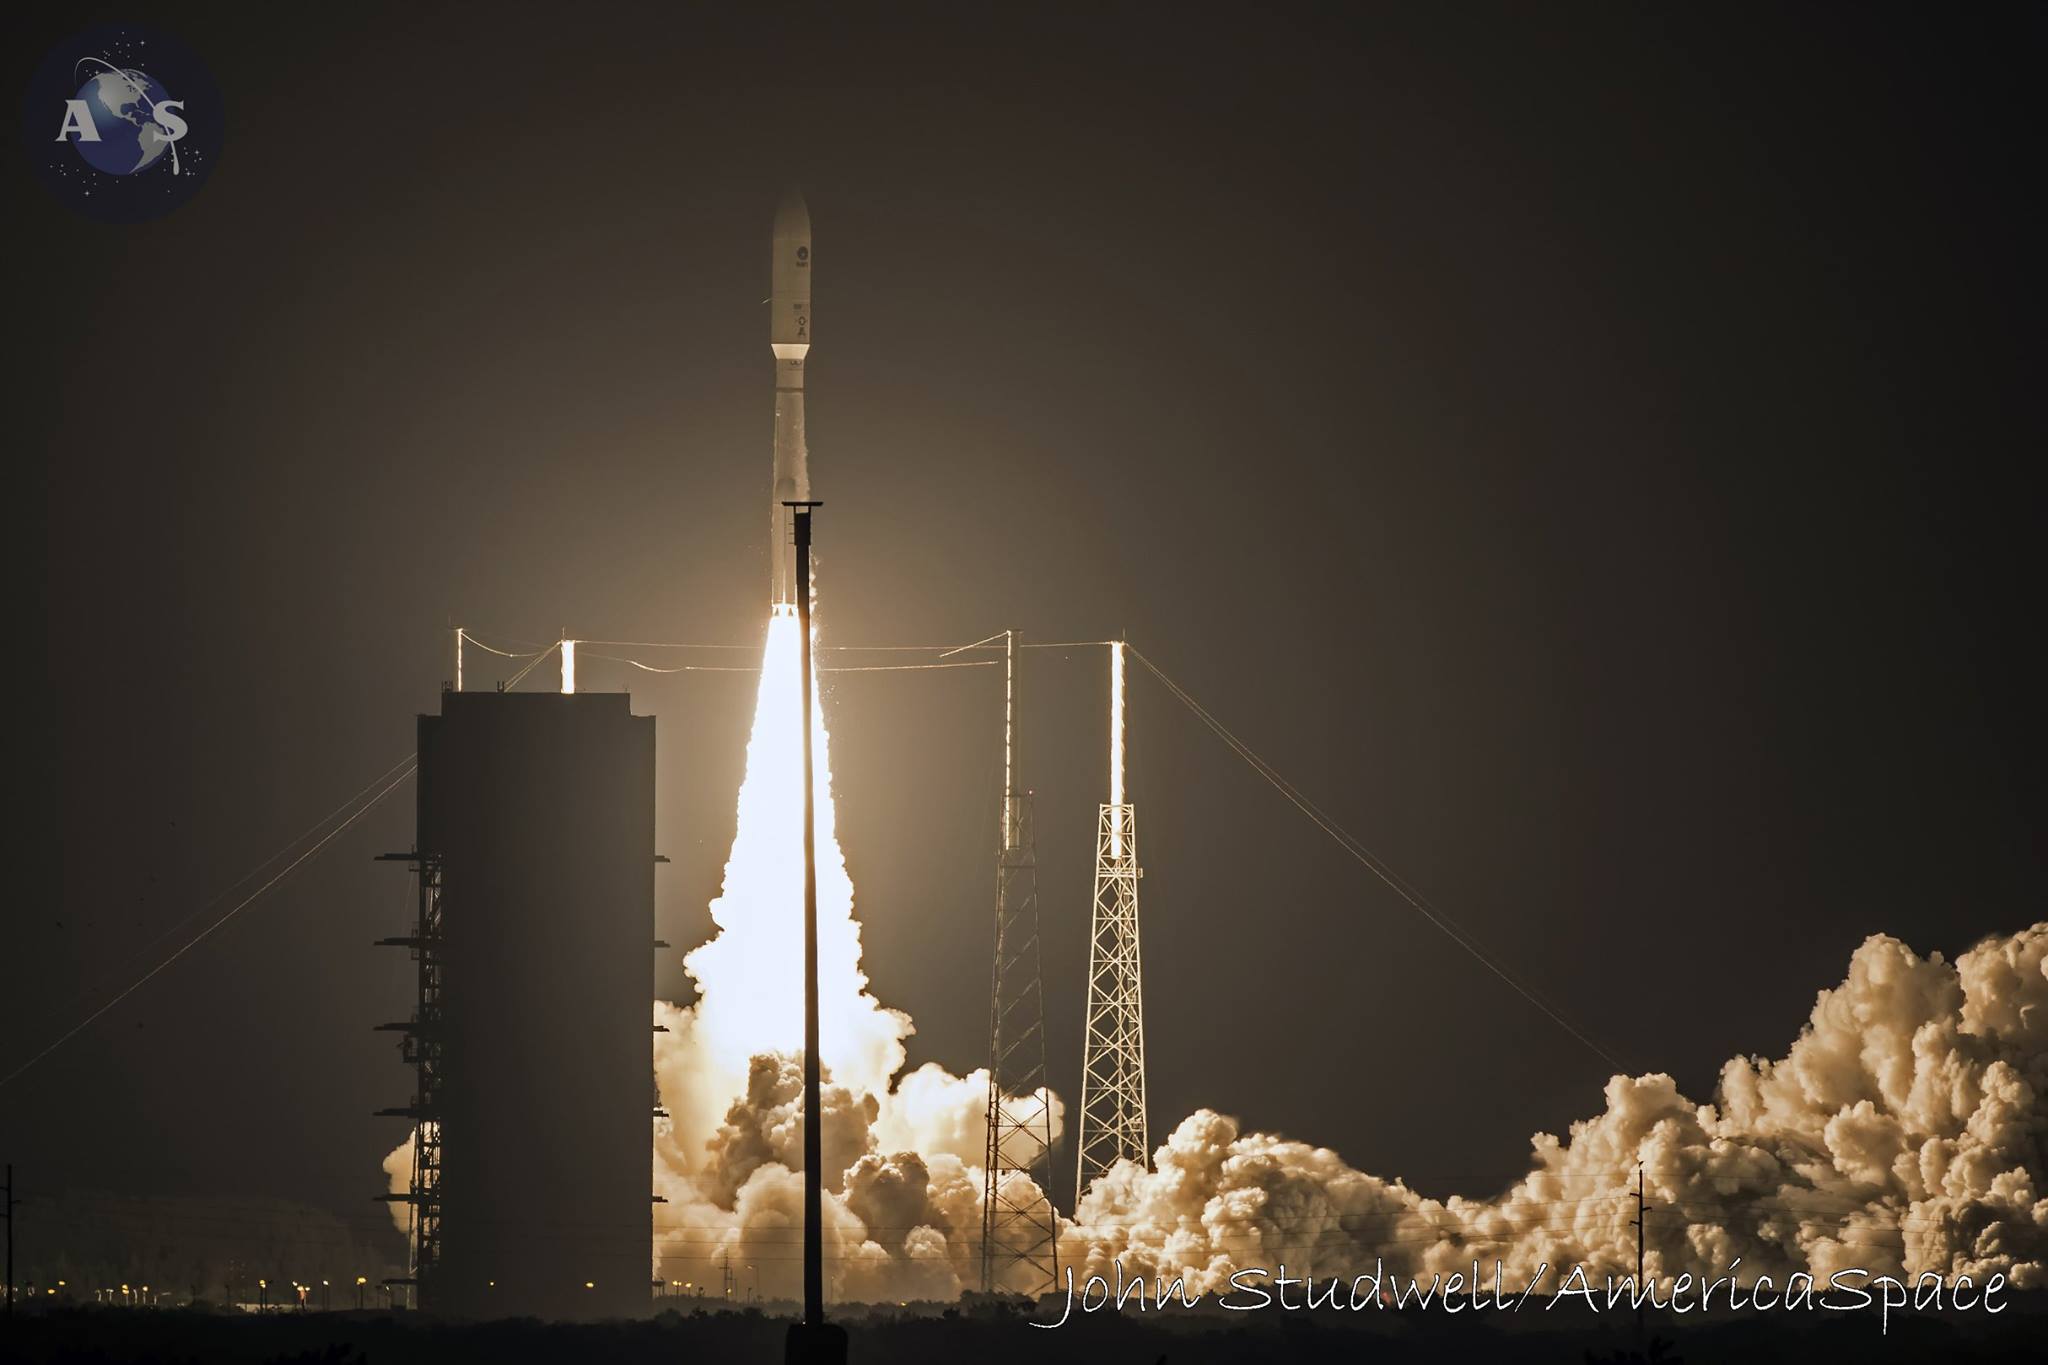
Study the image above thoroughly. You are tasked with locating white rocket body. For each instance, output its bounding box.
[770,189,812,606]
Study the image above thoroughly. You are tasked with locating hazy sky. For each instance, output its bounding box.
[11,1,2044,1248]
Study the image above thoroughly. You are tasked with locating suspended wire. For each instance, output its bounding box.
[1128,647,1627,1074]
[549,647,1003,676]
[820,660,998,673]
[502,641,560,690]
[459,634,547,660]
[825,643,1001,652]
[575,639,763,651]
[467,632,1119,657]
[77,751,421,998]
[452,625,552,650]
[0,763,419,1092]
[937,631,1010,659]
[577,649,759,675]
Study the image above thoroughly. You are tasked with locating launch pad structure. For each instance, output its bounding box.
[367,193,1155,1323]
[980,631,1060,1296]
[1075,641,1150,1204]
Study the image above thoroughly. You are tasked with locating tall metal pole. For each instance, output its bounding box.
[1631,1163,1655,1348]
[4,1163,14,1317]
[981,633,1059,1296]
[791,503,823,1325]
[782,502,844,1364]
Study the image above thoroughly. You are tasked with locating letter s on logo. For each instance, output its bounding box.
[153,99,188,142]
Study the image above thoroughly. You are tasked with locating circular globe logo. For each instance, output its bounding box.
[23,24,223,223]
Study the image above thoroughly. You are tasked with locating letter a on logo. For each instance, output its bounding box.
[57,99,100,141]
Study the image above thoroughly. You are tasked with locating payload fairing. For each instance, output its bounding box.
[770,188,813,607]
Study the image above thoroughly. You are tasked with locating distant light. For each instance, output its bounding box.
[585,1281,595,1290]
[562,639,577,695]
[355,1277,366,1286]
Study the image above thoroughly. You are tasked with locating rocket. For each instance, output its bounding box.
[770,188,813,607]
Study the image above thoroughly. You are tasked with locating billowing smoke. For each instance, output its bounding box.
[1061,923,2048,1293]
[384,609,2046,1302]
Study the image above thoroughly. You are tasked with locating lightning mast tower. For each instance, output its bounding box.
[981,631,1059,1295]
[1075,641,1148,1205]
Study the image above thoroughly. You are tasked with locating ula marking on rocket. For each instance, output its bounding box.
[771,188,813,608]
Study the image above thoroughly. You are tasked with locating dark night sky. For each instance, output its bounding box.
[9,1,2044,1248]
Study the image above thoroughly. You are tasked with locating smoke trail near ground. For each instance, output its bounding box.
[1060,922,2048,1293]
[385,605,2046,1302]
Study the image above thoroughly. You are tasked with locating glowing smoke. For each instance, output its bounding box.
[1060,923,2048,1293]
[384,604,2047,1302]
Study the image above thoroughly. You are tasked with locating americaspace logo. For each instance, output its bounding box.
[24,24,223,222]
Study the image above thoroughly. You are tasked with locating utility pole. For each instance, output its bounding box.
[795,508,821,1323]
[781,504,845,1363]
[4,1163,16,1317]
[1630,1163,1655,1347]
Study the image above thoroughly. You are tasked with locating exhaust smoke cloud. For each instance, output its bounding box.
[387,606,2046,1302]
[1061,923,2048,1294]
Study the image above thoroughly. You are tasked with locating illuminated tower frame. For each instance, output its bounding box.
[1075,641,1148,1205]
[981,632,1060,1295]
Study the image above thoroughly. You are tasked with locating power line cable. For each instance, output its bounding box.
[0,764,417,1091]
[1128,647,1627,1073]
[76,752,419,997]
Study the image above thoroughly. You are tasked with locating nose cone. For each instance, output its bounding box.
[771,187,812,353]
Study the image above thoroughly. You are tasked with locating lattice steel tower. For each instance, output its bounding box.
[1075,641,1149,1205]
[982,631,1060,1296]
[373,849,444,1308]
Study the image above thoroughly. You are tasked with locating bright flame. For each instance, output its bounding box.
[675,605,909,1110]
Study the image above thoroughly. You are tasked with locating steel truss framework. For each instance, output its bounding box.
[374,851,445,1306]
[1075,801,1148,1204]
[981,792,1060,1296]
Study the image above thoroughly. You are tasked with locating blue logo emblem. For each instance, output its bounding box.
[24,24,223,222]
